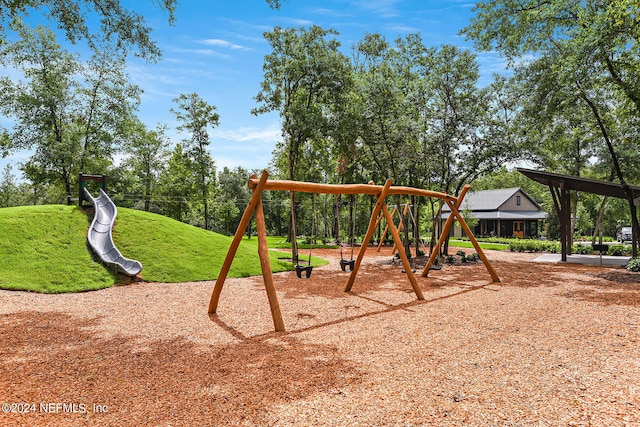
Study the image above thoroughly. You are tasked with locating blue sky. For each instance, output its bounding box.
[2,0,507,176]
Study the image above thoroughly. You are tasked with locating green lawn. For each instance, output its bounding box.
[449,239,510,251]
[0,205,327,293]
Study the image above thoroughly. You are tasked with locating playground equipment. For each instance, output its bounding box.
[376,202,410,253]
[78,173,107,207]
[209,170,499,332]
[338,195,356,272]
[83,187,142,277]
[294,193,317,279]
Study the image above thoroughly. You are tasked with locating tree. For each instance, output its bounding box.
[253,25,350,263]
[0,164,18,207]
[353,33,412,186]
[0,1,286,61]
[171,92,219,230]
[0,0,176,61]
[158,144,193,222]
[121,120,169,212]
[463,0,640,255]
[216,166,252,235]
[0,24,140,202]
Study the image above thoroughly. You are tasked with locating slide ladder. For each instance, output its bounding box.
[84,188,142,276]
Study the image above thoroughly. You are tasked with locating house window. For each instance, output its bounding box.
[516,195,521,206]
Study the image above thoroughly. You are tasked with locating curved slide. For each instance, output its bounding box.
[84,188,142,276]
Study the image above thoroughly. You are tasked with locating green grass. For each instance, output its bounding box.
[449,239,510,251]
[264,236,339,250]
[0,205,327,293]
[0,205,114,293]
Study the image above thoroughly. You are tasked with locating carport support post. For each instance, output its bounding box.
[551,185,572,262]
[561,188,572,261]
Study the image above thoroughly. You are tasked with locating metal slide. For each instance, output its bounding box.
[84,188,142,276]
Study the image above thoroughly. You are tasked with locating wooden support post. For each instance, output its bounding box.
[376,206,396,252]
[391,202,410,255]
[561,187,571,261]
[382,203,424,300]
[345,180,392,292]
[445,190,501,283]
[209,170,270,314]
[255,192,285,332]
[421,186,469,277]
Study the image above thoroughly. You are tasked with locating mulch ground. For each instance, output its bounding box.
[1,246,639,426]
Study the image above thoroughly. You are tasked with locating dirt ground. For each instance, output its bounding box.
[1,246,639,426]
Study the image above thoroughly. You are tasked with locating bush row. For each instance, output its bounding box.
[508,240,631,255]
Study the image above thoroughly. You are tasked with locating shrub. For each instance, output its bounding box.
[626,258,640,272]
[608,245,626,256]
[573,243,590,254]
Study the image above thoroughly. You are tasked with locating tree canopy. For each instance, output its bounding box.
[0,0,177,60]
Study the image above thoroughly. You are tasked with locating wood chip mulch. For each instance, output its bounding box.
[1,246,639,426]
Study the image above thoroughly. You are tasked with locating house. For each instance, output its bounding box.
[442,188,548,238]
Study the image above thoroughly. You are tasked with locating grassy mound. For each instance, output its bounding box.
[0,205,325,293]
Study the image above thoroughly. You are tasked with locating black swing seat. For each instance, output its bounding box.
[340,259,355,272]
[295,264,313,278]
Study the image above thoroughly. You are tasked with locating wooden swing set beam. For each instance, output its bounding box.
[248,178,458,202]
[209,170,499,332]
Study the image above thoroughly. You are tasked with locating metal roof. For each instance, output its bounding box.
[517,168,640,200]
[442,187,543,212]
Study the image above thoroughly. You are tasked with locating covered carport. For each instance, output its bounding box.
[517,168,640,261]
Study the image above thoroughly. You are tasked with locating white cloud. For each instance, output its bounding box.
[352,0,401,18]
[169,47,230,58]
[212,125,281,144]
[308,7,353,18]
[386,24,421,33]
[274,17,315,27]
[210,124,282,170]
[199,39,249,50]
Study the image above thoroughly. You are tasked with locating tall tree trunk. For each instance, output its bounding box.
[580,90,639,257]
[592,195,608,246]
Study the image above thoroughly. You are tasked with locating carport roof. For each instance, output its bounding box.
[517,168,640,201]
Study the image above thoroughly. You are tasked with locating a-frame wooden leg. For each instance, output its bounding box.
[381,204,424,300]
[209,170,269,314]
[255,193,285,331]
[375,207,391,252]
[446,199,500,282]
[345,180,392,292]
[421,188,469,277]
[391,202,410,255]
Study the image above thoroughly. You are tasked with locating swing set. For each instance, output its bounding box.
[208,170,500,332]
